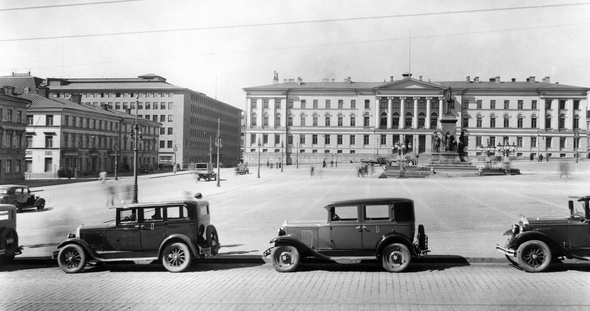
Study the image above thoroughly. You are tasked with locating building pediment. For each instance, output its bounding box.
[373,78,446,95]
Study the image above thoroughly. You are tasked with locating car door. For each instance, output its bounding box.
[140,207,167,251]
[329,205,363,250]
[568,219,590,256]
[361,204,394,250]
[105,208,141,253]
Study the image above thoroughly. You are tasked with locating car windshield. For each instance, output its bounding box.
[0,189,7,195]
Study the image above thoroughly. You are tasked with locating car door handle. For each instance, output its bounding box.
[355,226,368,232]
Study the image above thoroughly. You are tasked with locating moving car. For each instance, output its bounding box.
[496,195,590,272]
[263,198,429,272]
[54,196,220,273]
[0,204,22,262]
[194,162,217,181]
[0,185,46,213]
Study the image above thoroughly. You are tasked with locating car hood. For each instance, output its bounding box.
[79,222,113,232]
[525,216,570,226]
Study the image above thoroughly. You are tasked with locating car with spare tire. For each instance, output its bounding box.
[0,204,22,263]
[496,195,590,272]
[263,198,429,272]
[53,196,220,273]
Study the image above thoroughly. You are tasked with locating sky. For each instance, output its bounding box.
[1,0,589,110]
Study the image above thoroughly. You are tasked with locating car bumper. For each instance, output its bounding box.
[495,244,516,257]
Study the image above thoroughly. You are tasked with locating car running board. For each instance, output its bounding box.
[331,256,376,264]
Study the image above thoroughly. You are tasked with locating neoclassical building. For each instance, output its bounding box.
[242,73,589,165]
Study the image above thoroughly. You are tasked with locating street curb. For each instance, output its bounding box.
[13,254,508,265]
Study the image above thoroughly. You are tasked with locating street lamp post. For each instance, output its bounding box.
[281,141,284,172]
[216,118,222,187]
[257,138,261,178]
[296,141,299,169]
[574,129,580,163]
[132,96,140,204]
[113,141,119,181]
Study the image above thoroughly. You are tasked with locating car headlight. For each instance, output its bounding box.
[511,224,520,235]
[68,226,82,239]
[278,227,286,236]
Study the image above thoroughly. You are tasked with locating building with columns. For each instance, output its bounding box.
[242,73,589,165]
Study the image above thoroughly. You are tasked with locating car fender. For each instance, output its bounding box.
[56,238,97,260]
[158,234,199,258]
[513,231,564,256]
[375,233,415,257]
[270,236,331,261]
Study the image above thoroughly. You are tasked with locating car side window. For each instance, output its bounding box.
[365,204,391,221]
[0,210,9,221]
[119,209,137,223]
[331,206,358,221]
[143,208,163,222]
[166,205,189,220]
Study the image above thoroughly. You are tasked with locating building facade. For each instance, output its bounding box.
[0,88,29,182]
[243,73,589,165]
[45,74,242,168]
[18,90,160,179]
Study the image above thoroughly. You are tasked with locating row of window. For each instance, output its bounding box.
[138,114,173,123]
[474,114,580,129]
[53,92,175,99]
[471,99,581,110]
[0,108,24,124]
[251,113,372,127]
[1,160,22,174]
[475,136,580,150]
[88,102,173,110]
[251,98,374,110]
[0,132,24,149]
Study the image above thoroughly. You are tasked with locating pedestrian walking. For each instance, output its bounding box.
[99,171,107,183]
[310,166,315,178]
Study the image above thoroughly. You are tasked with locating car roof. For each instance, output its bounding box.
[114,199,208,210]
[0,185,28,189]
[326,198,413,206]
[0,204,17,211]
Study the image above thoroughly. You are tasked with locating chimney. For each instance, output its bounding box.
[390,76,394,82]
[70,93,82,104]
[527,76,536,83]
[495,76,501,83]
[419,76,423,81]
[543,76,550,83]
[344,77,352,83]
[322,78,329,83]
[297,77,303,85]
[474,77,480,83]
[466,76,470,82]
[38,87,49,98]
[273,71,279,84]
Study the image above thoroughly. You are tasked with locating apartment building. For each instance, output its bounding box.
[0,87,29,182]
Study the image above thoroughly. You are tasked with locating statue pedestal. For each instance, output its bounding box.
[430,151,464,164]
[427,151,478,172]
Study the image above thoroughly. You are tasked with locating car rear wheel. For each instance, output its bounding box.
[517,240,552,272]
[57,244,87,273]
[206,226,220,256]
[36,200,46,210]
[1,228,18,262]
[271,245,300,273]
[162,242,192,272]
[13,202,22,213]
[381,243,411,272]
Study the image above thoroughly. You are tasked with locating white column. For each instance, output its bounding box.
[567,99,574,129]
[374,98,380,128]
[399,97,405,129]
[270,98,276,127]
[539,97,546,130]
[246,98,252,129]
[426,97,431,129]
[257,99,263,128]
[413,97,418,129]
[387,98,393,129]
[552,99,558,129]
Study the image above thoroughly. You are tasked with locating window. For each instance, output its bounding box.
[560,137,566,149]
[476,100,482,109]
[45,136,53,148]
[490,100,496,109]
[337,135,343,145]
[251,113,257,126]
[325,115,330,126]
[145,102,151,110]
[545,115,551,129]
[574,115,580,129]
[276,100,282,108]
[363,135,369,145]
[27,136,33,148]
[490,115,496,128]
[263,99,269,108]
[350,135,356,145]
[275,134,281,145]
[7,110,13,122]
[380,135,386,145]
[418,99,426,109]
[27,115,33,125]
[161,102,166,109]
[338,100,343,109]
[531,136,537,148]
[166,205,190,220]
[558,113,566,129]
[338,115,343,126]
[287,115,292,126]
[531,115,537,128]
[46,115,54,126]
[379,99,387,110]
[545,100,552,110]
[313,115,318,126]
[325,135,331,145]
[546,137,552,150]
[517,115,523,128]
[312,134,318,144]
[331,206,357,221]
[503,115,510,128]
[351,100,356,109]
[518,100,523,110]
[517,136,523,148]
[167,127,173,135]
[300,135,305,145]
[275,114,281,126]
[364,99,370,109]
[160,115,166,122]
[138,102,144,109]
[476,115,482,128]
[574,100,580,110]
[300,114,306,126]
[160,140,165,148]
[168,115,173,122]
[350,115,356,126]
[504,100,509,109]
[404,113,412,128]
[44,158,52,172]
[325,99,331,109]
[559,100,566,110]
[430,113,437,128]
[168,103,173,110]
[5,160,10,173]
[462,116,468,128]
[532,100,537,110]
[301,100,306,109]
[313,100,318,109]
[365,205,390,221]
[363,116,370,127]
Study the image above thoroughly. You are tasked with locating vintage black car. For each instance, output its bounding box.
[0,185,46,213]
[54,197,220,273]
[263,198,429,273]
[496,195,590,272]
[0,204,22,262]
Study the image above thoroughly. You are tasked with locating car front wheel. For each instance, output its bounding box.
[381,243,411,272]
[57,244,87,273]
[162,242,192,272]
[271,245,300,273]
[13,202,22,213]
[517,240,552,272]
[1,228,18,262]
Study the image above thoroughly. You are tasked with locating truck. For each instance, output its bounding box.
[194,162,217,181]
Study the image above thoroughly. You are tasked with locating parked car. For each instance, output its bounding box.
[139,164,154,173]
[54,196,220,273]
[0,185,46,213]
[263,198,429,272]
[0,204,22,262]
[194,162,216,181]
[235,163,249,175]
[496,195,590,272]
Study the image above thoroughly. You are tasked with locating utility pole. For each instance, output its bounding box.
[132,96,140,203]
[216,118,222,187]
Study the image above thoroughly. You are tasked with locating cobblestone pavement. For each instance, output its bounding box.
[1,261,590,310]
